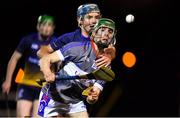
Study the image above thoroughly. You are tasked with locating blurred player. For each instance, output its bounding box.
[38,18,117,117]
[1,15,56,117]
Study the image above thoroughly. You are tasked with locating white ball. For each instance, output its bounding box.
[125,14,135,23]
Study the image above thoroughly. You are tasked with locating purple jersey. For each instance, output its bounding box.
[16,33,57,87]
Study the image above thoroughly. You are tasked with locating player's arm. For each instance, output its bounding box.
[96,44,116,68]
[2,51,22,94]
[86,63,116,103]
[37,44,54,58]
[39,50,63,82]
[37,35,67,58]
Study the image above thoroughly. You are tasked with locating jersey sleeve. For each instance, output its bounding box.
[94,80,106,91]
[55,43,78,62]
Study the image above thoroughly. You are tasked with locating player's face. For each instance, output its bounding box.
[82,12,101,33]
[94,26,114,46]
[38,21,55,37]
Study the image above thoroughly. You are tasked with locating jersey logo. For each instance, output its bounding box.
[18,88,24,99]
[38,93,50,117]
[28,57,39,64]
[91,60,97,69]
[31,43,39,50]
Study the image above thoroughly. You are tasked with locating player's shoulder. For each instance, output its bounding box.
[22,33,38,41]
[23,33,37,38]
[59,29,80,39]
[63,41,90,50]
[64,41,82,47]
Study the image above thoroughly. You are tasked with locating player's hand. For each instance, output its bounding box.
[2,80,11,94]
[96,55,111,68]
[104,44,116,60]
[86,86,101,104]
[96,44,116,68]
[44,71,56,83]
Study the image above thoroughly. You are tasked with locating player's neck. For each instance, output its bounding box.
[81,31,89,38]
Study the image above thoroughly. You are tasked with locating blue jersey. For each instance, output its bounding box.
[16,33,57,87]
[50,29,105,86]
[42,41,105,104]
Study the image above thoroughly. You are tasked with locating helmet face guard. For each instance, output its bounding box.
[92,18,116,46]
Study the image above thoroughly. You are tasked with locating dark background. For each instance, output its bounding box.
[0,0,179,117]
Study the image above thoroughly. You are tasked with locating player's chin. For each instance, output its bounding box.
[88,27,94,32]
[42,34,51,37]
[41,31,53,36]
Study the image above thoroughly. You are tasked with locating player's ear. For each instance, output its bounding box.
[36,24,40,31]
[52,25,56,30]
[77,17,83,27]
[99,14,102,19]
